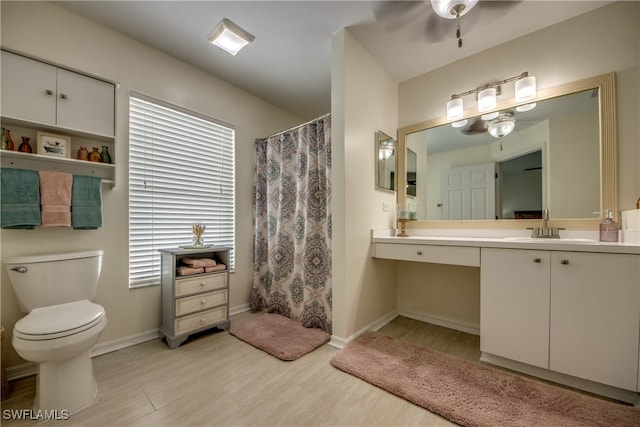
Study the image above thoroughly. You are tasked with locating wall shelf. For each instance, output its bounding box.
[1,150,115,184]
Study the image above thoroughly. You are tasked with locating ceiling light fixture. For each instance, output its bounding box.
[430,0,479,19]
[208,18,255,56]
[445,72,536,126]
[487,111,516,138]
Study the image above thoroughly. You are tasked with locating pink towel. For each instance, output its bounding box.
[176,266,204,276]
[39,171,72,227]
[182,257,216,268]
[204,263,227,273]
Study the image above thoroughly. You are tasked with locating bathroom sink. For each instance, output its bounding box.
[503,237,599,244]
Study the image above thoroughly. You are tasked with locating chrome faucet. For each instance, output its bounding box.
[528,209,564,238]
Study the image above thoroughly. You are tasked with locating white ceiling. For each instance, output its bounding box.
[57,1,610,120]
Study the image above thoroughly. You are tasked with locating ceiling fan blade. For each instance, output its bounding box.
[460,117,488,135]
[373,1,425,31]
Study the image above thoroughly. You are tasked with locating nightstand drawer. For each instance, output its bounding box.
[175,273,227,297]
[175,306,228,335]
[175,289,228,316]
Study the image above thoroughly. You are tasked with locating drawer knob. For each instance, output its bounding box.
[200,317,206,323]
[533,258,541,263]
[201,299,207,305]
[561,259,570,265]
[200,282,205,287]
[417,251,423,255]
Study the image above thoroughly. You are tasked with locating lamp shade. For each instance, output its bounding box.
[446,98,464,121]
[515,76,536,102]
[477,87,497,112]
[208,19,255,56]
[451,119,468,128]
[431,0,479,18]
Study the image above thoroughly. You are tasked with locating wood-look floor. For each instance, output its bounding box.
[1,313,480,426]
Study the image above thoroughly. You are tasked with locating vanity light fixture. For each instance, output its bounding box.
[446,72,536,126]
[378,138,395,160]
[208,18,255,56]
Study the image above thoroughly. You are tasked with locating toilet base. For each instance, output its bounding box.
[34,350,98,413]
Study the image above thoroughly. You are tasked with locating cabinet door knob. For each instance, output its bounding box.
[201,299,207,305]
[417,251,423,255]
[200,317,206,323]
[45,89,54,96]
[533,258,541,263]
[561,259,570,265]
[200,282,205,287]
[59,93,68,100]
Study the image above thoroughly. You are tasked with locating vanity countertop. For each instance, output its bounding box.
[371,229,640,255]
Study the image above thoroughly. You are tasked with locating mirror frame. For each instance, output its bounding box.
[375,130,397,193]
[396,72,617,230]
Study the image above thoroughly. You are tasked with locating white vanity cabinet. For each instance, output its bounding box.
[481,248,640,391]
[549,251,640,391]
[1,50,115,137]
[480,248,550,369]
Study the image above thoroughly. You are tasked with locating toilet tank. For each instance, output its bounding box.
[4,250,103,312]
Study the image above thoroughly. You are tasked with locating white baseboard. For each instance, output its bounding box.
[398,308,480,336]
[7,303,253,381]
[229,303,251,317]
[481,352,640,406]
[329,309,399,349]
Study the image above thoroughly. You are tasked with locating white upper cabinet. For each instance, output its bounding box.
[1,51,57,125]
[1,50,115,138]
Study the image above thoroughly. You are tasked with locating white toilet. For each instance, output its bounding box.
[4,250,107,413]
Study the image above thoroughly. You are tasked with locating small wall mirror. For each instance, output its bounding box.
[376,131,396,192]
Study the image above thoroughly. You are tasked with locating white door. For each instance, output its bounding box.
[441,162,496,220]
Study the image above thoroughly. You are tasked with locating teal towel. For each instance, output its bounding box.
[1,168,41,229]
[71,175,102,229]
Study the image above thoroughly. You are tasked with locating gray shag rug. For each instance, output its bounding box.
[229,313,330,361]
[330,332,640,427]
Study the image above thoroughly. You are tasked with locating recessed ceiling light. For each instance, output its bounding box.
[208,18,254,56]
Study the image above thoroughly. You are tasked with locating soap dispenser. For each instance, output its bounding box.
[599,209,619,242]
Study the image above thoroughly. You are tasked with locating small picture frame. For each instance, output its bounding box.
[37,132,71,158]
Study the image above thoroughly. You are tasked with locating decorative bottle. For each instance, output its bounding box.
[599,209,619,242]
[18,136,32,153]
[88,147,102,162]
[4,129,15,151]
[100,146,111,164]
[77,146,89,161]
[1,128,7,150]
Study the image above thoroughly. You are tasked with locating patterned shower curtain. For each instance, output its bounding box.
[250,114,332,333]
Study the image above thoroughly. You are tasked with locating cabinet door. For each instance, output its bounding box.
[550,252,640,391]
[1,51,57,125]
[56,68,115,137]
[481,248,551,368]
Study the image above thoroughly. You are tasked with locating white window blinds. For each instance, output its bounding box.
[128,94,235,288]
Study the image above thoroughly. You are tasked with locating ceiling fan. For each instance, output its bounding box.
[374,0,520,48]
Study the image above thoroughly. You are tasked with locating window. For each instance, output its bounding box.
[128,94,235,288]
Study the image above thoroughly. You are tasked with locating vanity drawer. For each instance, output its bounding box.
[175,289,228,316]
[175,273,227,297]
[374,243,480,267]
[175,306,228,335]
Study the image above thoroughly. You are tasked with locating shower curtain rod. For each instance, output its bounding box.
[265,112,331,139]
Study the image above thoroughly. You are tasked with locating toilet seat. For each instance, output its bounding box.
[14,300,105,341]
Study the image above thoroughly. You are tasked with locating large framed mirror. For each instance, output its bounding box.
[376,130,396,192]
[397,73,617,229]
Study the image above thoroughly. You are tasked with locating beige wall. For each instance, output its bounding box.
[396,1,639,331]
[331,30,398,340]
[0,1,302,368]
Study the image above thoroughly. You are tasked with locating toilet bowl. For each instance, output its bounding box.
[13,300,107,412]
[4,250,107,413]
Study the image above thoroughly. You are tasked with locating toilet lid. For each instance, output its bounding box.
[15,300,105,338]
